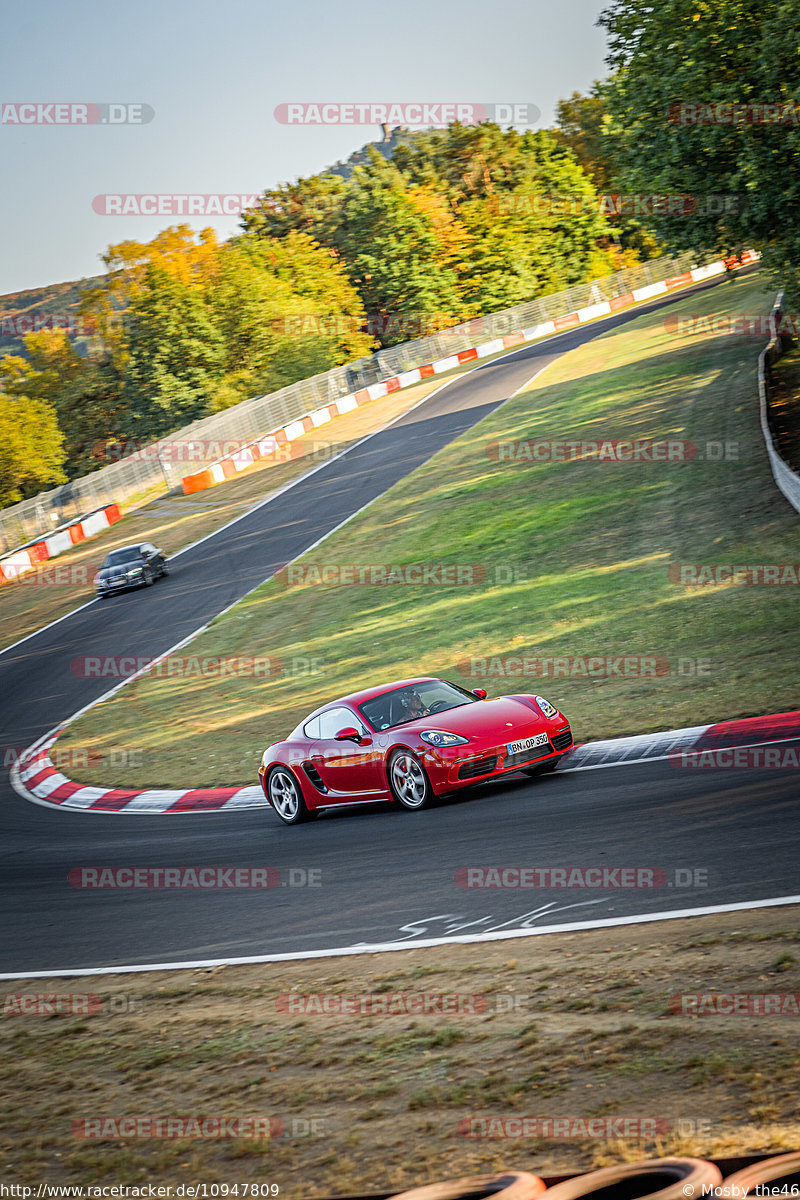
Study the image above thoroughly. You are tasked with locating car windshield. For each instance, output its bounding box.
[358,680,477,732]
[102,547,141,567]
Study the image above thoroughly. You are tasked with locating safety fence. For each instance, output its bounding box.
[0,247,732,554]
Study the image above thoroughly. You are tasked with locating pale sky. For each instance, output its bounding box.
[0,0,610,294]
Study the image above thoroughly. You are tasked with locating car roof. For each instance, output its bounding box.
[108,543,144,553]
[331,677,440,709]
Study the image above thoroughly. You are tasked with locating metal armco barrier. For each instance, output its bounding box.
[0,247,730,554]
[758,291,800,515]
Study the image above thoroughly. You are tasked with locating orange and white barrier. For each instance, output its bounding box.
[0,503,122,585]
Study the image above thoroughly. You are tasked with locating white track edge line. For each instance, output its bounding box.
[1,894,797,979]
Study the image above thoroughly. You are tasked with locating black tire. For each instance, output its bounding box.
[142,566,154,587]
[388,749,433,810]
[160,561,169,577]
[267,766,313,824]
[522,758,559,778]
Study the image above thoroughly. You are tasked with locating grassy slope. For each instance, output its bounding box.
[58,271,800,791]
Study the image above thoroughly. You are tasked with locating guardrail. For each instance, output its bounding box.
[758,291,800,515]
[0,247,731,554]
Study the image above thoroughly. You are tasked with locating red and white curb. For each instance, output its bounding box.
[11,708,800,815]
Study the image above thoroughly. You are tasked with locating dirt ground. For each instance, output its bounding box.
[1,906,798,1197]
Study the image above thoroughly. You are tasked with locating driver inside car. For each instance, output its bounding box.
[403,690,428,720]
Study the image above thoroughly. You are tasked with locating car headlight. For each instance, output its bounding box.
[419,730,469,747]
[534,695,559,719]
[126,567,143,577]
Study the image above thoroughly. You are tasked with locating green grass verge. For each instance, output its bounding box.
[59,271,800,789]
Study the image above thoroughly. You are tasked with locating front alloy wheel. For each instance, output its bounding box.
[389,750,432,810]
[267,766,312,824]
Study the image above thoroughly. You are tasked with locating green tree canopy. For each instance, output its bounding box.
[0,332,126,477]
[0,393,66,506]
[121,265,225,439]
[598,0,800,296]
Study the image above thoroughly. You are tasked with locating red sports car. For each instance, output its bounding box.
[258,676,573,824]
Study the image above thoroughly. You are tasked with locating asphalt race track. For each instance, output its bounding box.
[2,269,796,977]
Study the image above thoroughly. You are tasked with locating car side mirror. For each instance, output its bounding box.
[335,727,367,744]
[472,688,487,699]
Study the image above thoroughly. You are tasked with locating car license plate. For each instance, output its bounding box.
[507,732,549,756]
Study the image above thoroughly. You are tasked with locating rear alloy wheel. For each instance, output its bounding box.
[160,561,170,577]
[267,766,312,824]
[522,758,559,777]
[389,750,432,810]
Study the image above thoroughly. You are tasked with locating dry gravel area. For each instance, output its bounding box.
[1,906,799,1196]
